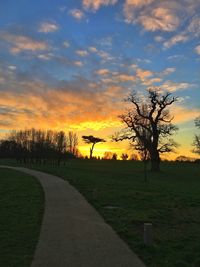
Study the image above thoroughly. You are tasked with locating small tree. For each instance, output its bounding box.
[82,135,105,159]
[112,153,118,160]
[193,116,200,154]
[113,89,178,172]
[121,153,129,160]
[129,153,138,161]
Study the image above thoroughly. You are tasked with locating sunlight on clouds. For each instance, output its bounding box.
[96,69,110,75]
[76,50,89,57]
[136,68,153,81]
[139,7,180,32]
[172,106,200,124]
[37,53,53,60]
[70,120,121,131]
[69,9,85,20]
[83,0,118,11]
[195,45,200,55]
[161,81,195,92]
[163,34,188,49]
[116,73,135,82]
[89,46,98,52]
[74,61,84,67]
[124,1,180,32]
[38,22,59,33]
[161,68,176,76]
[1,33,48,54]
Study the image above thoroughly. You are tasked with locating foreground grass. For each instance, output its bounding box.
[0,168,44,267]
[1,159,200,266]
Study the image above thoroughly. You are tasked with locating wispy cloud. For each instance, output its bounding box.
[74,61,84,67]
[161,80,195,92]
[83,0,118,11]
[163,15,200,49]
[123,0,200,38]
[1,32,48,54]
[136,68,153,81]
[161,67,176,76]
[38,22,59,33]
[69,9,85,20]
[37,53,53,60]
[63,41,70,48]
[76,50,89,57]
[195,45,200,55]
[123,1,180,32]
[163,34,189,49]
[95,69,110,75]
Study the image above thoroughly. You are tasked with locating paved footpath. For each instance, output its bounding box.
[1,166,146,267]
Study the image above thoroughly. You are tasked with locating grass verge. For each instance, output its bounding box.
[0,168,44,267]
[1,159,200,267]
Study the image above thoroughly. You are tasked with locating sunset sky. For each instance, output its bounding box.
[0,0,200,159]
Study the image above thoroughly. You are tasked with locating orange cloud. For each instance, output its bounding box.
[172,105,200,124]
[83,0,118,11]
[95,69,110,75]
[1,33,48,54]
[136,68,153,81]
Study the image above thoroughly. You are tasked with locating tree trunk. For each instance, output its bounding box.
[90,143,95,159]
[150,149,160,172]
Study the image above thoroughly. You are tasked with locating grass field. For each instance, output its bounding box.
[0,168,44,267]
[1,159,200,267]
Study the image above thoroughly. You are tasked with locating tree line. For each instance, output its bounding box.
[0,88,199,171]
[0,129,79,165]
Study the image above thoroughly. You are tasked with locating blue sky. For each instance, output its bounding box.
[0,0,200,158]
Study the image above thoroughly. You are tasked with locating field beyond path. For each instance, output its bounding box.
[1,165,145,267]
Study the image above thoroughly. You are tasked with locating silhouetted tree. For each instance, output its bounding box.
[129,153,139,161]
[68,131,79,156]
[103,151,118,160]
[0,128,79,164]
[82,135,105,159]
[112,153,118,160]
[113,89,178,172]
[121,153,129,160]
[193,116,200,155]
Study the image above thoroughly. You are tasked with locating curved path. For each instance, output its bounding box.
[1,166,146,267]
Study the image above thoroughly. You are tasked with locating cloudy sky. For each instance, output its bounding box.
[0,0,200,158]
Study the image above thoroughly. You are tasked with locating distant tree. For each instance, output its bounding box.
[129,153,139,161]
[113,89,178,172]
[103,151,118,160]
[193,116,200,155]
[121,153,129,160]
[112,153,118,160]
[103,151,114,160]
[176,155,192,162]
[68,131,78,156]
[82,135,105,159]
[1,128,79,165]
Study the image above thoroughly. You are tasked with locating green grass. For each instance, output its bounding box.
[0,168,44,267]
[1,159,200,267]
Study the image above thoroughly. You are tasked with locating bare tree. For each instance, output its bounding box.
[113,89,178,172]
[68,131,79,156]
[82,135,105,159]
[193,116,200,155]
